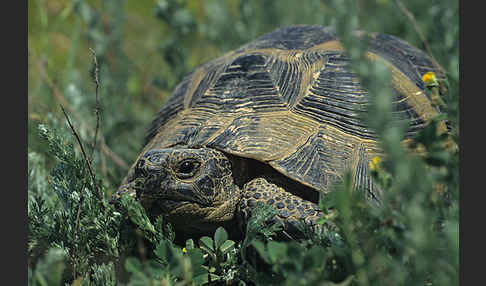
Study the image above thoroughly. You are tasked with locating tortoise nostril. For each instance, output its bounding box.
[134,149,169,177]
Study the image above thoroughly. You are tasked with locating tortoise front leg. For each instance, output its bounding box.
[237,178,322,237]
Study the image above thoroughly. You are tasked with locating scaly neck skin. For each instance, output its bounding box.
[205,184,243,223]
[167,184,244,242]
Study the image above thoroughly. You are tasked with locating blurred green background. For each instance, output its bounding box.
[28,0,458,193]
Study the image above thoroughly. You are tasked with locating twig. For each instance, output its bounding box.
[89,48,101,161]
[59,96,102,278]
[60,105,104,203]
[66,49,102,280]
[394,0,445,74]
[72,171,89,279]
[60,106,105,278]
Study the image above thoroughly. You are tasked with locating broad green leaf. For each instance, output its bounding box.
[267,241,287,263]
[125,257,143,274]
[214,226,228,249]
[199,236,214,252]
[220,240,235,255]
[187,248,207,277]
[154,240,174,264]
[251,240,268,262]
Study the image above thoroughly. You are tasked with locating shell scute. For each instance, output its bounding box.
[141,25,445,195]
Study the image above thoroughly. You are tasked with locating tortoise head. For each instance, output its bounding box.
[116,147,241,234]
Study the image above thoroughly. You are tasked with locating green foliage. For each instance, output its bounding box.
[29,248,67,286]
[28,0,458,285]
[29,124,122,282]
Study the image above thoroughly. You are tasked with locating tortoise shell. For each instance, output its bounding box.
[129,25,445,201]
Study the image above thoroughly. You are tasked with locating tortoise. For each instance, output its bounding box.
[112,25,447,239]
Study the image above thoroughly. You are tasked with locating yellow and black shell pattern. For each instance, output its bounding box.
[137,25,445,200]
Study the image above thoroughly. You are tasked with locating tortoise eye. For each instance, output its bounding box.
[176,159,201,179]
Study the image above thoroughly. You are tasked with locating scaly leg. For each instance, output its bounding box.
[238,177,322,237]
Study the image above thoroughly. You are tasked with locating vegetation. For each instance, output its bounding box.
[28,0,458,285]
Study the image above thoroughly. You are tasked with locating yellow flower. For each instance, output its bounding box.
[422,71,437,86]
[369,156,381,172]
[182,247,187,254]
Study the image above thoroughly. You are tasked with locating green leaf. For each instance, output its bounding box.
[219,240,235,255]
[154,240,173,264]
[187,248,207,277]
[145,260,167,279]
[119,194,158,243]
[426,151,451,167]
[267,241,287,264]
[193,273,220,285]
[30,248,66,286]
[185,238,195,250]
[251,240,268,262]
[199,236,214,253]
[125,257,143,274]
[214,226,228,249]
[316,217,327,225]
